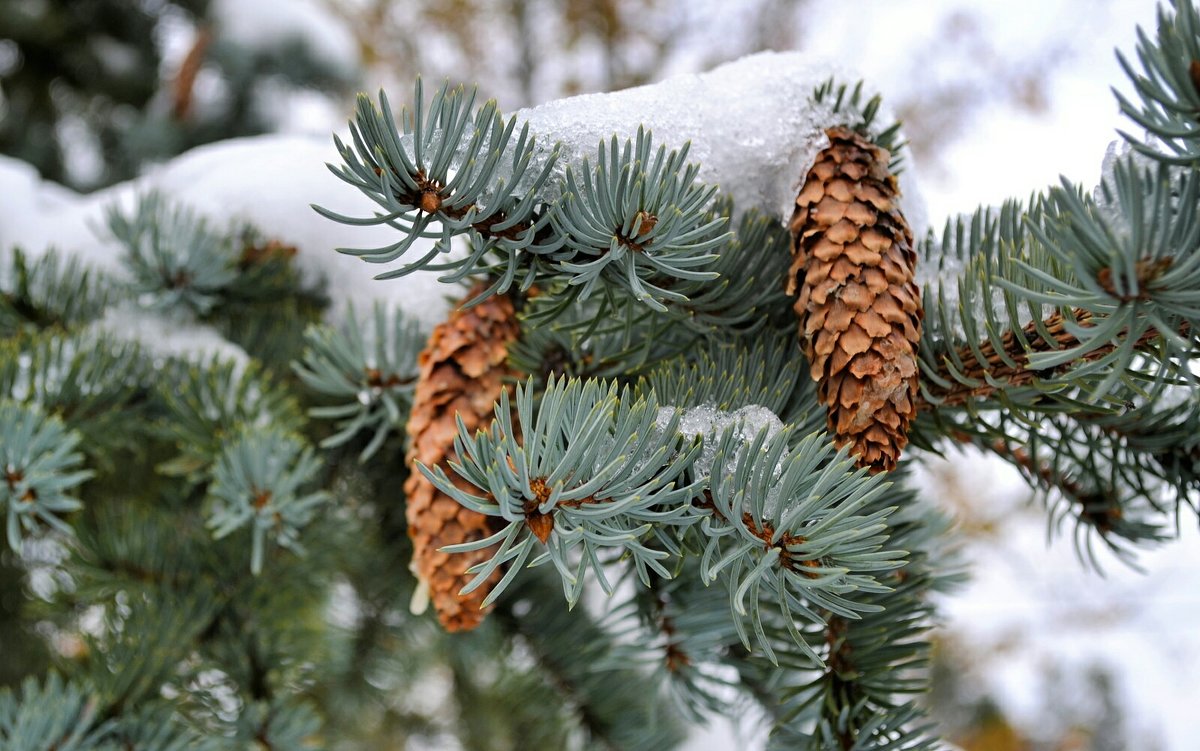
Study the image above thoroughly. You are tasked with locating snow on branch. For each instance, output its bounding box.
[515,51,924,232]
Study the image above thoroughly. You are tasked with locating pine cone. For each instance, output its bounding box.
[787,127,922,473]
[406,284,519,631]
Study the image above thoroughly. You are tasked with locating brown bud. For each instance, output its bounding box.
[419,190,443,214]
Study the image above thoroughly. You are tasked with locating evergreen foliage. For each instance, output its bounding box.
[0,0,354,190]
[0,249,111,336]
[293,303,423,461]
[0,402,90,550]
[1,2,1199,749]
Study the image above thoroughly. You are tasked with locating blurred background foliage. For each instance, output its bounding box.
[0,0,1062,192]
[0,0,352,190]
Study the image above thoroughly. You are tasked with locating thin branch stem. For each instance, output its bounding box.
[919,309,1190,408]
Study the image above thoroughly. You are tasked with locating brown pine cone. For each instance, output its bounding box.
[405,284,519,631]
[787,127,922,473]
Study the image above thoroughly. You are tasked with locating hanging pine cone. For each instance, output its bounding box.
[406,284,519,631]
[787,127,922,473]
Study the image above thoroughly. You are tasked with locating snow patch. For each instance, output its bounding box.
[142,135,455,330]
[514,51,925,235]
[657,402,785,486]
[0,135,456,333]
[1093,138,1168,231]
[0,157,104,263]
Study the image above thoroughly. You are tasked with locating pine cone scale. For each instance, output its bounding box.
[789,127,923,473]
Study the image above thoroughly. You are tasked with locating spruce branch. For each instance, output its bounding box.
[105,705,220,751]
[0,401,92,551]
[157,359,304,481]
[495,572,688,751]
[917,153,1200,410]
[918,307,1191,408]
[233,697,324,749]
[71,503,220,599]
[0,248,111,337]
[293,302,423,461]
[322,82,734,317]
[224,234,308,306]
[931,401,1176,567]
[0,673,109,751]
[793,702,938,751]
[508,289,691,384]
[987,436,1130,534]
[638,337,819,430]
[13,4,1188,743]
[550,127,728,312]
[423,376,701,608]
[107,192,240,315]
[1018,159,1200,374]
[1083,386,1200,503]
[508,264,789,391]
[1116,0,1200,164]
[600,567,743,720]
[697,427,900,664]
[72,593,220,715]
[442,631,580,751]
[317,81,562,289]
[734,486,947,751]
[206,427,330,574]
[0,333,150,463]
[105,194,324,369]
[657,200,794,335]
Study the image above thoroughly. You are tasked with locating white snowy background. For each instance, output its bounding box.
[1,1,1197,749]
